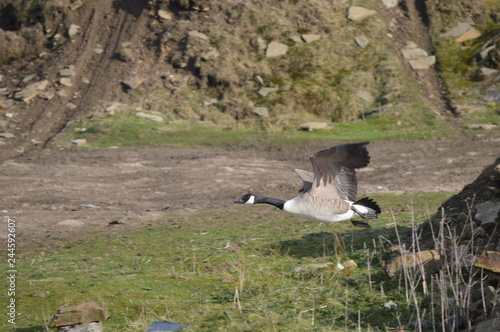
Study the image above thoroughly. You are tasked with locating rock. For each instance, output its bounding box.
[467,124,497,130]
[200,48,220,61]
[473,318,500,332]
[480,67,498,76]
[445,23,473,37]
[456,27,481,43]
[0,132,14,138]
[475,251,500,273]
[158,9,172,20]
[301,34,320,43]
[60,78,73,87]
[401,47,428,60]
[14,80,49,102]
[69,0,83,11]
[347,6,377,21]
[50,302,109,327]
[122,78,144,90]
[483,89,500,103]
[188,30,209,41]
[409,56,436,70]
[381,0,399,8]
[136,111,163,122]
[300,122,328,131]
[266,41,288,57]
[258,87,278,97]
[59,322,104,332]
[384,250,440,278]
[68,24,81,38]
[356,90,375,103]
[40,91,55,100]
[23,74,36,83]
[59,66,76,77]
[82,77,90,84]
[354,35,370,48]
[71,139,87,146]
[0,99,14,108]
[475,201,500,227]
[0,120,8,129]
[117,48,134,62]
[253,107,269,117]
[147,321,189,331]
[342,259,358,269]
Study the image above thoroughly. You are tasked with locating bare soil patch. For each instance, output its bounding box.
[2,132,499,250]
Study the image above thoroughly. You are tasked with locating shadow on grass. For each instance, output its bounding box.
[267,225,413,258]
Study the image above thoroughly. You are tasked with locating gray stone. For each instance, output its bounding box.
[69,0,83,11]
[14,80,49,102]
[57,219,86,227]
[158,9,173,20]
[59,66,76,77]
[258,87,278,97]
[480,67,498,76]
[40,91,56,100]
[201,48,220,61]
[384,250,441,278]
[266,41,288,57]
[381,0,398,8]
[253,107,269,117]
[409,56,436,70]
[356,90,375,103]
[188,30,209,41]
[22,74,36,83]
[401,47,428,60]
[475,201,500,227]
[301,34,320,43]
[0,132,14,138]
[60,78,73,87]
[354,35,370,48]
[136,111,163,122]
[347,6,377,21]
[480,45,496,61]
[59,322,103,332]
[68,24,81,38]
[445,23,473,38]
[50,302,109,327]
[474,318,500,332]
[147,321,189,331]
[483,89,500,103]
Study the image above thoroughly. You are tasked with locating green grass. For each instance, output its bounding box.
[10,192,454,331]
[59,107,461,150]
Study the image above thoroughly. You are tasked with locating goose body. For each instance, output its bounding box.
[234,142,381,228]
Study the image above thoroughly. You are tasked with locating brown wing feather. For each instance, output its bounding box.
[309,142,370,201]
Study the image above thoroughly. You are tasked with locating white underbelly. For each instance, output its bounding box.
[283,196,354,223]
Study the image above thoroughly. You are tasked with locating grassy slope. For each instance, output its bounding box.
[12,192,454,331]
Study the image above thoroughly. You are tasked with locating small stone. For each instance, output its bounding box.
[354,35,370,48]
[68,24,81,38]
[40,91,55,100]
[60,78,73,87]
[200,48,220,61]
[409,56,436,70]
[401,47,428,60]
[467,124,497,130]
[253,107,269,117]
[94,47,104,54]
[50,302,109,327]
[158,9,172,20]
[122,78,144,90]
[300,122,328,131]
[456,28,481,43]
[356,90,375,103]
[117,48,134,62]
[0,99,14,108]
[69,0,83,11]
[67,103,77,110]
[258,87,278,97]
[59,66,76,77]
[347,6,377,21]
[188,30,209,41]
[59,321,104,332]
[475,201,500,227]
[475,251,500,273]
[81,77,90,84]
[342,259,358,269]
[31,139,43,145]
[266,41,288,58]
[71,139,87,146]
[384,250,440,278]
[136,111,163,122]
[446,23,473,38]
[480,67,498,76]
[14,80,49,102]
[22,74,36,83]
[381,0,398,8]
[301,34,320,43]
[0,132,14,138]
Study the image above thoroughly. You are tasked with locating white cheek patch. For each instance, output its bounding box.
[246,195,255,204]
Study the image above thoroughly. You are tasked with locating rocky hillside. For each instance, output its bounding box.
[0,0,498,161]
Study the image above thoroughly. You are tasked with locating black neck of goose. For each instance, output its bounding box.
[254,196,285,210]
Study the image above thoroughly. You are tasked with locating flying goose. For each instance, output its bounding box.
[234,142,381,228]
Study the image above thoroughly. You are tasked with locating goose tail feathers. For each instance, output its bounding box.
[352,197,381,219]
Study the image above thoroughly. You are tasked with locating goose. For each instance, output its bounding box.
[234,142,381,228]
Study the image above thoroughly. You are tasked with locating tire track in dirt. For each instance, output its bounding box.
[379,0,458,118]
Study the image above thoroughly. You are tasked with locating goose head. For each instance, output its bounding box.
[234,194,255,204]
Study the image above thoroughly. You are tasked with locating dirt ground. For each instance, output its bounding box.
[1,132,499,249]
